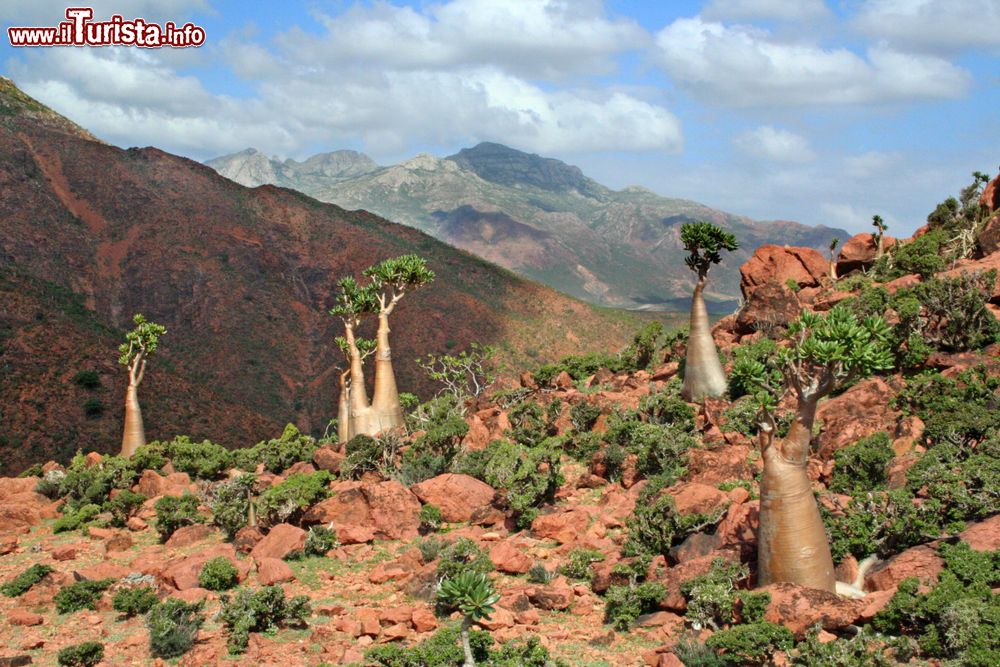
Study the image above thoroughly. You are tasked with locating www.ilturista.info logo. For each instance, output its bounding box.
[7,7,206,48]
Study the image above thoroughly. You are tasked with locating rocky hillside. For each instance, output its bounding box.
[0,77,652,474]
[207,143,848,311]
[0,172,997,666]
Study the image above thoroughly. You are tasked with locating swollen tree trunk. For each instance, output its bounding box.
[121,384,146,457]
[757,396,836,592]
[369,312,405,434]
[337,370,351,446]
[460,616,476,667]
[344,323,372,437]
[829,258,838,281]
[681,278,728,401]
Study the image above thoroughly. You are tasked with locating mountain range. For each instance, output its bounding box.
[0,77,651,474]
[207,142,848,310]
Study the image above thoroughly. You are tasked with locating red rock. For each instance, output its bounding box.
[816,377,899,458]
[0,477,58,533]
[126,516,148,531]
[528,585,574,610]
[531,509,590,544]
[303,480,420,540]
[516,609,540,625]
[368,563,410,584]
[134,469,196,498]
[668,482,730,517]
[84,452,102,467]
[977,214,1000,256]
[411,474,496,523]
[762,582,865,636]
[170,587,210,604]
[938,253,1000,301]
[461,414,492,451]
[733,282,804,336]
[74,561,129,581]
[233,525,264,553]
[857,589,896,622]
[836,233,896,275]
[312,446,345,473]
[835,555,859,585]
[160,544,245,590]
[338,617,362,637]
[257,557,295,585]
[356,608,381,637]
[0,535,17,555]
[105,531,133,553]
[337,524,377,544]
[8,609,43,626]
[478,606,515,630]
[51,544,78,561]
[411,607,438,633]
[740,245,828,298]
[959,515,1000,551]
[250,523,306,562]
[164,524,212,548]
[381,622,411,641]
[379,606,412,626]
[866,545,944,591]
[489,540,533,574]
[554,371,574,389]
[981,171,1000,214]
[657,654,685,667]
[636,611,683,628]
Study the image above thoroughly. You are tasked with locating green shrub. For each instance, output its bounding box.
[340,434,389,479]
[53,503,101,533]
[59,452,138,509]
[829,431,893,495]
[639,391,695,429]
[55,578,115,613]
[939,541,1000,587]
[233,424,317,474]
[218,585,310,654]
[790,627,913,667]
[560,548,604,581]
[112,585,159,617]
[210,473,256,540]
[72,370,102,389]
[623,478,726,558]
[155,435,232,480]
[489,635,569,666]
[419,504,443,533]
[107,489,147,527]
[898,271,1000,353]
[418,537,442,562]
[405,395,468,472]
[198,556,239,591]
[147,598,205,659]
[527,562,553,584]
[674,637,728,667]
[603,411,694,482]
[302,525,339,557]
[154,493,204,542]
[82,398,104,418]
[480,439,562,529]
[1,563,53,597]
[57,641,104,667]
[876,228,948,280]
[365,625,492,666]
[570,402,602,432]
[255,470,331,528]
[436,570,500,623]
[727,339,779,400]
[604,581,667,630]
[823,489,949,561]
[507,401,553,448]
[436,538,493,581]
[739,591,771,624]
[680,558,750,630]
[565,430,602,464]
[18,462,44,478]
[705,622,795,665]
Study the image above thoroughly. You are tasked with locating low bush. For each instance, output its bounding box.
[604,581,667,630]
[154,493,204,541]
[198,556,239,591]
[255,470,331,528]
[436,538,493,581]
[480,439,562,529]
[623,478,726,558]
[55,578,114,613]
[365,625,493,666]
[233,423,317,474]
[57,641,104,667]
[155,435,232,480]
[302,525,339,557]
[570,401,601,432]
[1,563,53,597]
[560,548,604,581]
[209,473,256,540]
[107,489,147,527]
[340,434,392,479]
[147,598,205,659]
[112,585,159,617]
[218,585,310,654]
[527,562,553,584]
[704,621,795,666]
[72,370,102,389]
[53,503,101,533]
[789,627,910,667]
[680,558,751,630]
[828,431,893,496]
[419,504,443,533]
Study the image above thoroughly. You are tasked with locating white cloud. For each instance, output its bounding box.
[853,0,1000,53]
[842,151,904,179]
[734,126,815,162]
[703,0,831,21]
[3,1,211,26]
[280,0,647,79]
[653,16,971,106]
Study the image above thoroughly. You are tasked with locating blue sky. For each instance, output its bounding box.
[3,1,1000,235]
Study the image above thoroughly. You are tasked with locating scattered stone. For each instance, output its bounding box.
[164,524,212,548]
[250,523,306,562]
[866,545,943,592]
[489,540,533,574]
[7,610,43,627]
[762,582,866,636]
[411,474,496,522]
[257,557,295,585]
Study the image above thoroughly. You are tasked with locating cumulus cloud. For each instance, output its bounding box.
[734,126,815,163]
[653,16,971,106]
[703,0,831,22]
[853,0,1000,53]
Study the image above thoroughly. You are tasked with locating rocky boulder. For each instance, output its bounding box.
[865,545,944,592]
[959,515,1000,551]
[762,582,865,636]
[250,523,306,562]
[739,245,828,299]
[303,480,421,540]
[410,474,496,523]
[816,377,900,458]
[836,233,896,275]
[0,477,58,533]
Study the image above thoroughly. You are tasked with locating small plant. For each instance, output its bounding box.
[603,581,667,630]
[57,641,104,667]
[418,536,442,562]
[82,397,104,418]
[437,571,501,667]
[53,503,101,533]
[218,585,310,654]
[419,504,443,533]
[156,435,233,480]
[366,625,493,666]
[72,369,102,389]
[681,558,751,630]
[828,431,893,495]
[210,473,256,540]
[112,585,159,617]
[55,578,115,613]
[1,563,54,597]
[570,401,602,432]
[339,434,395,479]
[302,525,339,556]
[154,493,204,541]
[255,470,331,528]
[233,424,318,474]
[704,621,795,665]
[147,598,205,659]
[418,343,498,400]
[527,563,554,584]
[107,489,147,527]
[623,478,725,558]
[560,548,604,581]
[436,538,494,581]
[198,556,239,591]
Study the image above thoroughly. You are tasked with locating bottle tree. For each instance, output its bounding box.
[362,255,435,433]
[679,221,738,401]
[329,277,379,437]
[731,306,893,592]
[437,571,500,667]
[333,335,375,445]
[872,215,888,259]
[828,237,840,281]
[118,314,166,457]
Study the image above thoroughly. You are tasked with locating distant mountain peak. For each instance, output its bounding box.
[446,141,608,198]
